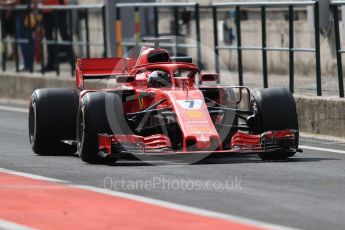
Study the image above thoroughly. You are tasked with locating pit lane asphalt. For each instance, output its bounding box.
[1,105,345,230]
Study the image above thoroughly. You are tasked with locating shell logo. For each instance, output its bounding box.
[184,109,204,119]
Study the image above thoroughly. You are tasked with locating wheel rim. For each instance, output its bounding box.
[76,108,85,152]
[28,101,37,144]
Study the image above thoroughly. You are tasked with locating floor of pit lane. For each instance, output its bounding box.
[0,105,345,230]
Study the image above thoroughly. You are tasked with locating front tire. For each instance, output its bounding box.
[77,92,131,163]
[250,87,298,160]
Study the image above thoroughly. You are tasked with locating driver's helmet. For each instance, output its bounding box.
[148,70,172,88]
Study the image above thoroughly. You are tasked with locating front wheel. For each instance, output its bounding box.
[77,92,131,163]
[250,87,298,160]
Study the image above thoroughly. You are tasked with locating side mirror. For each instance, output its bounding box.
[116,75,135,83]
[200,73,219,82]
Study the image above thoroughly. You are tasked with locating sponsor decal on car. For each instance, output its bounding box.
[177,99,203,109]
[184,109,204,119]
[189,126,211,135]
[139,97,144,109]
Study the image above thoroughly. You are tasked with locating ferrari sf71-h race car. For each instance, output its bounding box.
[29,38,300,164]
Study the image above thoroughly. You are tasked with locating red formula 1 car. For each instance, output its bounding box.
[29,38,300,164]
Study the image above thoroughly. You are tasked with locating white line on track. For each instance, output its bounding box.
[0,168,68,183]
[0,219,35,230]
[0,105,27,113]
[300,145,345,155]
[0,167,297,230]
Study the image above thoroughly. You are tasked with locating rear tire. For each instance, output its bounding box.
[250,87,298,160]
[29,88,79,155]
[77,92,131,163]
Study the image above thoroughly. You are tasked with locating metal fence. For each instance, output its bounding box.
[0,4,107,76]
[331,1,345,97]
[212,1,321,95]
[115,2,202,69]
[2,2,345,97]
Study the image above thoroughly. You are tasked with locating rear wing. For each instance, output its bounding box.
[75,58,137,89]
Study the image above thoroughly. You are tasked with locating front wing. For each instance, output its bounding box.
[97,130,299,159]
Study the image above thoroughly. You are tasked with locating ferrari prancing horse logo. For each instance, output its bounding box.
[139,97,144,109]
